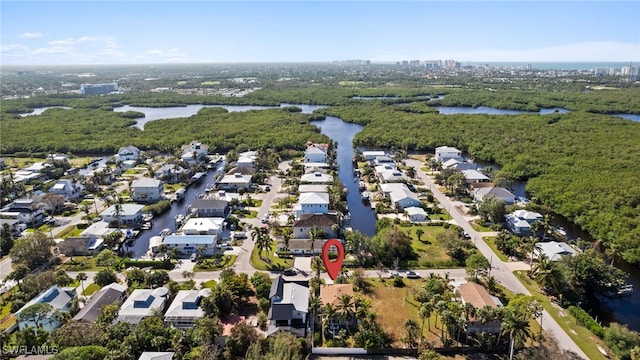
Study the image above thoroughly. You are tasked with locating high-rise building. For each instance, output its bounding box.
[80,83,118,95]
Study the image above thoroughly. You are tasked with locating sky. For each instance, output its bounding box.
[1,1,639,65]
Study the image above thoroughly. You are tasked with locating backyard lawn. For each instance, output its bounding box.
[251,243,291,271]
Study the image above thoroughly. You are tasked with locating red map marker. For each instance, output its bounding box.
[322,238,344,280]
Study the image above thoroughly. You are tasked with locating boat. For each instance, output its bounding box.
[597,345,609,358]
[142,212,154,222]
[190,172,205,184]
[159,228,171,237]
[174,187,186,201]
[553,226,567,237]
[361,191,370,201]
[175,214,185,226]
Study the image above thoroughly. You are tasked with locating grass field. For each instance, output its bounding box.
[484,236,509,262]
[367,278,443,347]
[251,243,291,271]
[194,255,237,271]
[83,283,100,296]
[470,219,494,232]
[396,224,461,268]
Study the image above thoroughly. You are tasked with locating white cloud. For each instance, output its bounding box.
[19,32,43,39]
[19,36,129,64]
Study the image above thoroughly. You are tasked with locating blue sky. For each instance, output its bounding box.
[2,1,639,65]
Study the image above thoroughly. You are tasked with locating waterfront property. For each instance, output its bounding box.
[100,204,145,227]
[218,173,252,190]
[300,171,333,184]
[379,183,421,211]
[292,213,339,239]
[131,177,164,203]
[115,145,140,162]
[181,217,225,235]
[435,146,462,162]
[188,199,230,218]
[473,186,516,205]
[534,241,578,261]
[162,234,217,257]
[505,209,543,236]
[304,142,329,163]
[294,192,330,218]
[48,179,85,201]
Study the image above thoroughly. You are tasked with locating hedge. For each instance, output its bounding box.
[568,305,604,338]
[121,258,174,270]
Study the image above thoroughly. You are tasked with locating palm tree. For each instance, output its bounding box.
[531,254,555,292]
[308,227,322,254]
[502,311,532,356]
[322,303,337,341]
[76,272,87,296]
[281,227,292,253]
[419,301,433,335]
[309,295,321,325]
[355,295,371,323]
[403,319,420,348]
[337,294,355,334]
[311,256,324,279]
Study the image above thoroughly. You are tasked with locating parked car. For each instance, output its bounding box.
[389,270,400,278]
[405,271,420,279]
[190,253,197,262]
[261,215,269,224]
[283,268,297,276]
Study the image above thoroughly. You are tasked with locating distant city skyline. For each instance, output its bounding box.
[1,1,639,66]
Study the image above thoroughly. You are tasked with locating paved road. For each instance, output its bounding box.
[405,159,587,359]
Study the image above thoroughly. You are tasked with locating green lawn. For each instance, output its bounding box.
[56,225,83,239]
[514,271,609,360]
[470,219,494,232]
[251,243,291,271]
[398,224,461,268]
[83,283,100,296]
[201,280,217,289]
[194,255,237,271]
[60,256,104,271]
[484,236,509,262]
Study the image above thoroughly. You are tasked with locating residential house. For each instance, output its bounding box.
[139,353,174,360]
[131,177,164,203]
[117,288,169,325]
[277,239,327,255]
[404,206,429,222]
[534,241,578,261]
[375,165,407,183]
[298,184,329,193]
[293,213,339,239]
[457,282,502,334]
[218,173,252,191]
[188,199,229,218]
[162,235,217,257]
[100,204,145,227]
[362,151,386,161]
[48,179,84,201]
[0,218,26,237]
[435,146,462,162]
[181,141,209,164]
[74,283,127,322]
[0,199,46,227]
[300,172,333,184]
[155,164,192,184]
[294,192,329,218]
[474,187,516,205]
[24,162,52,174]
[115,146,141,162]
[442,158,478,171]
[267,275,309,337]
[379,183,421,211]
[373,155,395,166]
[57,235,103,256]
[505,210,543,236]
[182,217,224,235]
[164,289,211,329]
[319,284,357,328]
[237,151,257,169]
[15,285,77,332]
[304,143,329,163]
[462,169,491,184]
[80,220,119,239]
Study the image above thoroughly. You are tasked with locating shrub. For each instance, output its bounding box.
[121,258,173,270]
[568,306,604,338]
[393,277,405,287]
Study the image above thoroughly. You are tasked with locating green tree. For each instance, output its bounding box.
[265,331,302,360]
[94,269,118,287]
[76,272,88,296]
[0,223,15,256]
[465,253,490,281]
[10,232,56,269]
[224,322,261,360]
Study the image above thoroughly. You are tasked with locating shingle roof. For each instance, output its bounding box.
[320,284,355,309]
[293,213,338,228]
[458,283,497,309]
[74,283,127,322]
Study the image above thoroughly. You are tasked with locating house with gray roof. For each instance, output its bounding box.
[300,171,333,184]
[57,235,103,256]
[48,179,84,201]
[132,177,164,203]
[474,187,516,205]
[535,241,578,261]
[294,192,329,218]
[267,275,309,337]
[15,285,77,332]
[164,289,211,329]
[380,183,421,211]
[115,146,140,162]
[74,282,127,322]
[117,288,168,325]
[505,210,543,236]
[100,204,144,226]
[188,199,229,218]
[218,173,252,190]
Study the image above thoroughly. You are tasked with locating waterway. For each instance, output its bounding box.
[123,103,376,259]
[435,106,570,115]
